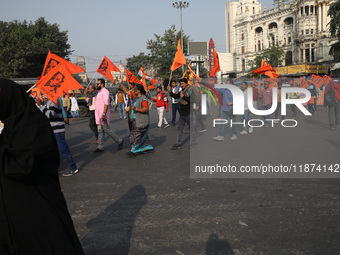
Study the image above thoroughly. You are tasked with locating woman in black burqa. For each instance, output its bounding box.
[0,79,84,255]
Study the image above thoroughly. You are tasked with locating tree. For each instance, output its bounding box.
[328,0,340,60]
[146,25,190,78]
[0,17,72,78]
[126,52,153,74]
[247,45,285,75]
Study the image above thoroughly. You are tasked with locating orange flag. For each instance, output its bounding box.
[253,77,260,86]
[31,87,43,101]
[209,48,221,77]
[126,68,143,85]
[299,77,309,89]
[97,56,121,82]
[261,59,269,67]
[41,51,85,77]
[171,39,186,71]
[36,63,84,103]
[253,64,277,76]
[323,75,332,85]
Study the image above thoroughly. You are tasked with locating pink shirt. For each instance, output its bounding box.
[95,87,111,125]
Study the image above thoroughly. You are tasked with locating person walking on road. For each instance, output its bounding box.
[85,84,98,143]
[70,93,79,121]
[115,88,127,119]
[152,86,170,130]
[94,78,124,152]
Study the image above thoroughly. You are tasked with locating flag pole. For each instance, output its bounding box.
[167,70,173,91]
[26,84,37,93]
[87,72,97,88]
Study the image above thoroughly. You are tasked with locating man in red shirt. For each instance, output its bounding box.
[152,86,170,130]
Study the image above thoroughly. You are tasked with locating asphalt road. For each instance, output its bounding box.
[59,105,340,255]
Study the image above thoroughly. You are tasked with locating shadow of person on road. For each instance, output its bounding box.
[205,233,235,255]
[81,185,147,255]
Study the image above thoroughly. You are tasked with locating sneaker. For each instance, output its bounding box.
[249,127,253,134]
[171,143,182,150]
[155,127,161,131]
[63,168,79,177]
[213,136,224,141]
[199,129,207,132]
[231,134,237,140]
[93,148,104,153]
[124,116,127,119]
[240,130,248,135]
[164,124,170,129]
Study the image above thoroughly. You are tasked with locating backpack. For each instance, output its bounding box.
[324,82,336,106]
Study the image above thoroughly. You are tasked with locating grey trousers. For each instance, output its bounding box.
[97,122,123,150]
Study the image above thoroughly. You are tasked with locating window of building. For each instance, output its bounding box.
[258,40,261,51]
[242,46,245,54]
[288,36,292,44]
[305,6,309,16]
[311,48,315,62]
[310,5,313,14]
[306,29,309,35]
[311,29,314,34]
[301,7,303,15]
[241,34,244,40]
[253,7,255,14]
[255,44,256,51]
[301,30,304,35]
[315,6,317,15]
[300,49,304,62]
[242,59,246,71]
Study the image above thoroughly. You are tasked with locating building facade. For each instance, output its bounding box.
[225,0,337,75]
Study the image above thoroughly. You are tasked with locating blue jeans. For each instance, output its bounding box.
[219,111,237,136]
[118,103,126,118]
[54,132,77,170]
[240,109,249,131]
[171,103,180,125]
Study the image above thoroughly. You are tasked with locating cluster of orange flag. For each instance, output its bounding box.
[35,51,85,103]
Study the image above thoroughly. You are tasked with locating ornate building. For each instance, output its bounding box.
[225,0,337,75]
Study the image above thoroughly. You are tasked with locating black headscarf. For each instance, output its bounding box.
[0,78,59,179]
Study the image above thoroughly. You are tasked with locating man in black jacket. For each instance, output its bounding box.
[168,78,197,149]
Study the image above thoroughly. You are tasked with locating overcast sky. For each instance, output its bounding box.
[2,0,274,73]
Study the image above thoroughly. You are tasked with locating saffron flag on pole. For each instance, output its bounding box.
[299,77,309,89]
[170,39,186,71]
[126,68,143,85]
[31,87,43,101]
[97,56,121,82]
[36,63,84,103]
[261,59,269,67]
[41,51,85,77]
[253,77,260,86]
[209,48,221,77]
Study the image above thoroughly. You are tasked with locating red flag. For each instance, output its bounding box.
[253,64,277,75]
[36,63,84,103]
[209,48,221,77]
[148,84,156,90]
[41,51,84,77]
[264,71,280,78]
[126,68,143,85]
[97,56,121,82]
[171,39,186,71]
[323,75,332,84]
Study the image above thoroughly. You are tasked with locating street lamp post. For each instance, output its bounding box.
[172,1,190,69]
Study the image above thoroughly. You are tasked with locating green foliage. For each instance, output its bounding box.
[247,44,285,75]
[126,25,190,79]
[126,52,153,74]
[0,17,71,78]
[328,0,340,57]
